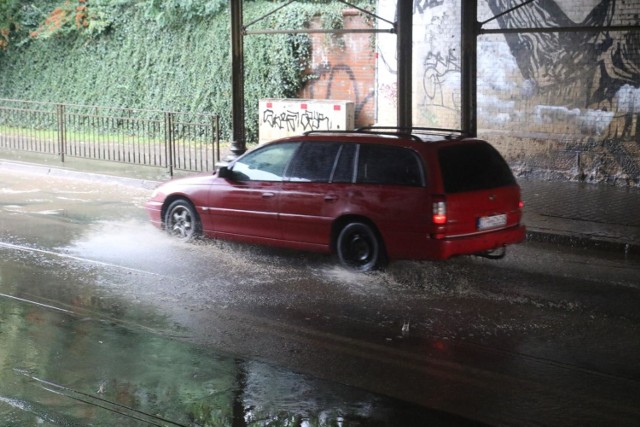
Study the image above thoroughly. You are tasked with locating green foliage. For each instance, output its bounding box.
[0,0,27,50]
[0,0,374,142]
[0,0,20,31]
[142,0,227,27]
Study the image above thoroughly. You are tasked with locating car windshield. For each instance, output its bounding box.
[231,142,300,181]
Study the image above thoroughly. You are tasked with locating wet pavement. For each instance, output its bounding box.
[0,168,491,426]
[521,180,640,256]
[1,152,640,426]
[1,288,459,426]
[1,151,639,256]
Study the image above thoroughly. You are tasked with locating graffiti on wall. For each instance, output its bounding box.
[413,0,445,14]
[262,109,301,133]
[422,49,461,112]
[258,99,355,143]
[411,0,463,127]
[487,0,640,142]
[262,109,332,133]
[484,0,640,183]
[379,0,640,182]
[305,61,375,127]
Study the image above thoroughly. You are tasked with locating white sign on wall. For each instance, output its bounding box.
[258,99,355,143]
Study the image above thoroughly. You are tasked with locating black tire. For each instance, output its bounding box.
[164,199,201,241]
[336,222,386,271]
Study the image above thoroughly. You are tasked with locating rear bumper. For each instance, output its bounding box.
[423,225,526,260]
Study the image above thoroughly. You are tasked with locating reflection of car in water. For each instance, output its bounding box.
[145,127,525,271]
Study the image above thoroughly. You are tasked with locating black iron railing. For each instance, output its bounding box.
[0,98,221,176]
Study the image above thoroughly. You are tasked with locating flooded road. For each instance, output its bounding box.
[0,286,447,426]
[1,168,639,426]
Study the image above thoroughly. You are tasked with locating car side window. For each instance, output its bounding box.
[231,142,300,182]
[286,142,341,182]
[357,145,424,186]
[331,143,357,183]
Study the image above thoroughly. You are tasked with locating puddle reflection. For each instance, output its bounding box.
[0,286,452,426]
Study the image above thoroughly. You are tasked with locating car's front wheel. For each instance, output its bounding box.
[164,199,201,241]
[336,222,386,272]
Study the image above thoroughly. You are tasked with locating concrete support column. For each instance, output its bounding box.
[230,0,246,157]
[461,0,478,137]
[396,0,412,128]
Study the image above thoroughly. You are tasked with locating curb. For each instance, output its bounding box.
[526,228,639,258]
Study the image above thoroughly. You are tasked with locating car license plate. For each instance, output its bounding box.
[478,214,507,230]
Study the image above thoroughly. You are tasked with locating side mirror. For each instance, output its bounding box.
[217,165,232,179]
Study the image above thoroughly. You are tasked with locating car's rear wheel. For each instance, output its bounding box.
[165,199,201,241]
[337,222,386,271]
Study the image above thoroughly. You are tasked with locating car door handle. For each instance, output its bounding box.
[324,194,338,202]
[262,192,275,198]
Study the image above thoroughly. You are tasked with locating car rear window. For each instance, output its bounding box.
[438,142,516,193]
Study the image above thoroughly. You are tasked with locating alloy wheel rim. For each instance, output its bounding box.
[170,208,192,238]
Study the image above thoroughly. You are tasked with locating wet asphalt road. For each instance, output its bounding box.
[0,169,639,426]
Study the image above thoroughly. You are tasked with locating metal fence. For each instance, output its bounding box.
[0,98,221,176]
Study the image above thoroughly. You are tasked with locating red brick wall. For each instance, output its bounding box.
[299,9,376,128]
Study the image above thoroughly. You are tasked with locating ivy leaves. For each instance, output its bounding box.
[142,0,227,27]
[0,0,372,142]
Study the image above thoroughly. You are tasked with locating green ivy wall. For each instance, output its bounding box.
[0,0,373,143]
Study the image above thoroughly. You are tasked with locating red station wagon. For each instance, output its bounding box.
[145,128,526,271]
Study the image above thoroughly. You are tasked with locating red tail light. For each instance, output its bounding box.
[519,200,524,209]
[432,198,447,225]
[432,197,447,239]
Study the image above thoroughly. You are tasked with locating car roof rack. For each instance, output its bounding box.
[303,128,423,142]
[357,126,467,140]
[303,126,467,142]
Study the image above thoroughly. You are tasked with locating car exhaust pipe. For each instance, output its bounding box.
[476,246,506,260]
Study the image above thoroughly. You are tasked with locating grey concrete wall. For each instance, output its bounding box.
[377,0,640,186]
